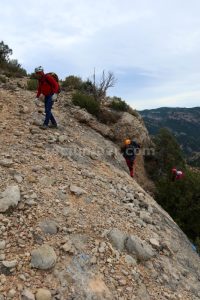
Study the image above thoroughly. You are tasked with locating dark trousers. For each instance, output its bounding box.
[44,94,57,126]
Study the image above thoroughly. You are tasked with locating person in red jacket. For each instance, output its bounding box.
[171,168,184,181]
[121,138,141,177]
[35,66,59,129]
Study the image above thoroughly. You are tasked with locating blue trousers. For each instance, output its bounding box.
[44,94,57,126]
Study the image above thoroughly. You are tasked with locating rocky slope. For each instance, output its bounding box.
[0,79,200,300]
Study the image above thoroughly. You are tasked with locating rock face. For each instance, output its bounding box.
[0,80,200,299]
[0,185,20,212]
[112,112,150,145]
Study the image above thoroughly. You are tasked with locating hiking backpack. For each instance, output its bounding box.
[46,72,61,93]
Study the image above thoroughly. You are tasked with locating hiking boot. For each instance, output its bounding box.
[40,124,48,130]
[49,124,58,129]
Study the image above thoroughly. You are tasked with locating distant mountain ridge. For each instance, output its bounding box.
[139,107,200,166]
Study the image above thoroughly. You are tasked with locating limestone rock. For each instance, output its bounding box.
[0,159,13,167]
[125,255,137,266]
[21,289,35,300]
[125,235,155,261]
[107,228,127,251]
[0,185,20,212]
[136,283,150,300]
[35,288,51,300]
[0,241,6,250]
[70,185,87,196]
[2,260,17,269]
[39,220,58,235]
[31,245,57,270]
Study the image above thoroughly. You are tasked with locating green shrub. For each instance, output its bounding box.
[27,79,38,91]
[98,107,121,124]
[72,92,100,116]
[128,107,140,118]
[7,59,27,77]
[110,97,129,112]
[62,75,82,91]
[29,73,37,79]
[0,41,27,77]
[145,128,200,252]
[80,80,94,95]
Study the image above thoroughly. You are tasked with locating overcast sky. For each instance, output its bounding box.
[1,0,200,109]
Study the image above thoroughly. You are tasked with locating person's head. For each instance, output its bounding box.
[124,139,131,146]
[171,168,177,174]
[34,66,44,78]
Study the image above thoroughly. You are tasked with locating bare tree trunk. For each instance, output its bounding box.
[92,69,116,102]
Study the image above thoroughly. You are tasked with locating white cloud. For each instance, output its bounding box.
[1,0,200,108]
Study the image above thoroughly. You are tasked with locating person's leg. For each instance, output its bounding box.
[126,158,133,177]
[43,95,53,126]
[50,104,57,125]
[131,159,136,177]
[129,160,135,177]
[50,114,57,126]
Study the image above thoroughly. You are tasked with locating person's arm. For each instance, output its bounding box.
[121,146,125,153]
[36,81,41,98]
[45,74,59,93]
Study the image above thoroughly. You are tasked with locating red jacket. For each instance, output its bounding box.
[36,74,59,97]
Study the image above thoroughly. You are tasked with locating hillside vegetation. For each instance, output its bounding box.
[145,128,200,252]
[140,107,200,167]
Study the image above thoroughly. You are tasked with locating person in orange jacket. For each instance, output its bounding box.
[121,139,141,177]
[35,66,59,129]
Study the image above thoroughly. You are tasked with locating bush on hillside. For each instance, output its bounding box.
[155,170,200,243]
[145,127,200,252]
[110,97,129,112]
[80,79,94,95]
[0,41,12,62]
[98,107,121,125]
[72,92,100,117]
[146,128,186,180]
[127,106,140,118]
[109,96,140,119]
[27,79,38,91]
[0,41,27,77]
[62,75,82,91]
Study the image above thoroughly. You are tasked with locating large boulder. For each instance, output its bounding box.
[107,228,127,251]
[112,112,150,145]
[35,288,51,300]
[0,185,20,212]
[31,245,57,270]
[125,235,155,261]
